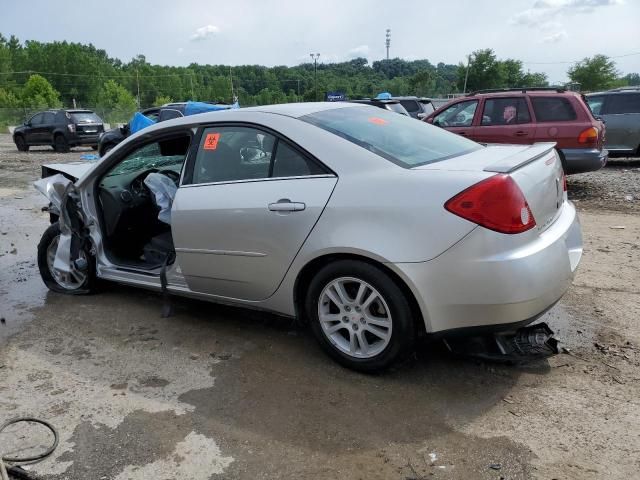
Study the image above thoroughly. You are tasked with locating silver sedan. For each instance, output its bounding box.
[35,102,582,371]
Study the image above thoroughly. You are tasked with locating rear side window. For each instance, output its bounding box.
[42,112,56,124]
[604,93,640,114]
[399,100,419,113]
[188,126,327,185]
[481,97,531,125]
[70,112,102,123]
[531,97,577,122]
[420,101,435,115]
[302,106,482,168]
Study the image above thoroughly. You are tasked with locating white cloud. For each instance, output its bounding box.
[347,45,369,59]
[541,30,569,43]
[190,25,220,41]
[511,0,621,26]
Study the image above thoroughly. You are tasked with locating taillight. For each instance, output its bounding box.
[444,175,536,234]
[578,126,598,145]
[67,124,76,133]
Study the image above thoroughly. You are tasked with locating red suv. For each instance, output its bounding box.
[424,88,607,174]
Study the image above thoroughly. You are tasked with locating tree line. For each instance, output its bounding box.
[0,33,638,123]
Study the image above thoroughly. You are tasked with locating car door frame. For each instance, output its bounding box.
[431,98,480,139]
[25,112,45,145]
[174,121,338,301]
[41,111,57,145]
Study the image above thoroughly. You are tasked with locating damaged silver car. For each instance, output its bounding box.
[35,102,583,371]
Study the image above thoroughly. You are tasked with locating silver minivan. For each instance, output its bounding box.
[586,87,640,156]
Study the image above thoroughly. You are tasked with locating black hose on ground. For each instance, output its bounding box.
[0,418,58,480]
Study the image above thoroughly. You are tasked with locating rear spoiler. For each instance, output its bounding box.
[484,143,557,174]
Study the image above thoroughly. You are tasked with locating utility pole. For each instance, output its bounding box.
[136,68,140,108]
[136,69,140,107]
[310,53,320,101]
[189,74,195,100]
[463,55,471,94]
[229,66,236,103]
[385,29,391,60]
[297,79,301,102]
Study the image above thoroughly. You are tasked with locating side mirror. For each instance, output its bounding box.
[24,121,30,126]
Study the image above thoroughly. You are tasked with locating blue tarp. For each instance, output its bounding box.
[130,111,156,134]
[184,101,233,116]
[375,92,392,100]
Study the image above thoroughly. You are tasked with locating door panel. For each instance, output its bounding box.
[473,97,535,144]
[600,113,640,151]
[172,177,337,301]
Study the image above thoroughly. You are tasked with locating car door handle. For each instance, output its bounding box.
[458,131,467,135]
[268,199,306,212]
[514,131,529,136]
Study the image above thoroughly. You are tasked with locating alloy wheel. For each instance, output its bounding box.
[318,276,393,359]
[46,235,87,290]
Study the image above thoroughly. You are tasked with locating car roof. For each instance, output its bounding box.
[587,87,640,96]
[239,101,363,118]
[465,88,577,98]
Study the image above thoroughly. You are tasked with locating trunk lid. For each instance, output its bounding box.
[417,143,565,233]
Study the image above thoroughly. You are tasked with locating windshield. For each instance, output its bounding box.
[302,106,481,168]
[106,142,184,177]
[70,112,102,123]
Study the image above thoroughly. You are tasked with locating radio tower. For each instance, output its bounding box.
[385,29,391,60]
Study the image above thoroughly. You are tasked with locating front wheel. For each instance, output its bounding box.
[305,260,416,372]
[15,135,29,152]
[37,223,95,294]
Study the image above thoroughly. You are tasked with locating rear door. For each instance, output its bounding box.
[172,124,337,301]
[431,99,479,139]
[600,93,640,152]
[41,112,57,144]
[473,96,535,144]
[531,96,579,149]
[26,113,45,144]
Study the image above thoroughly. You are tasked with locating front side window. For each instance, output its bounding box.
[481,97,531,125]
[189,126,327,185]
[531,97,577,122]
[433,100,478,127]
[302,105,481,168]
[30,113,44,126]
[604,93,640,114]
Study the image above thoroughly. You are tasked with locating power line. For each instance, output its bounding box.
[521,51,640,65]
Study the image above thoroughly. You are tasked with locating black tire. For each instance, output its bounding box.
[14,135,29,152]
[305,260,415,372]
[37,223,96,295]
[53,134,70,153]
[100,142,115,157]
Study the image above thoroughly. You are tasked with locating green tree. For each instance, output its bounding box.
[96,80,137,123]
[457,49,504,92]
[153,95,173,106]
[21,74,61,108]
[622,73,640,86]
[0,87,20,107]
[568,55,619,92]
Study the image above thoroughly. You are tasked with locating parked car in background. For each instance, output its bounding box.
[349,98,410,116]
[391,96,436,119]
[13,109,104,152]
[424,88,607,174]
[35,102,581,371]
[585,87,640,157]
[98,102,231,156]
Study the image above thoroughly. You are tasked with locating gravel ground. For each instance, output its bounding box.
[1,133,639,479]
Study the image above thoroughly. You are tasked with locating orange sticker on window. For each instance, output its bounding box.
[368,117,388,125]
[203,133,220,150]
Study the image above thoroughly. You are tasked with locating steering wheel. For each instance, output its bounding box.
[158,169,180,185]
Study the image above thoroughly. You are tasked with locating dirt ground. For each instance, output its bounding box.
[0,132,639,480]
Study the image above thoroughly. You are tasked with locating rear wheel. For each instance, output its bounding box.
[305,260,415,372]
[53,134,70,153]
[37,223,95,294]
[14,135,28,152]
[100,142,115,157]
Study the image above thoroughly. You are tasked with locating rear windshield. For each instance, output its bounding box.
[302,106,482,168]
[386,103,409,115]
[70,112,102,123]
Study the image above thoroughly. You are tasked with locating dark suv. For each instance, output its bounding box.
[585,87,640,157]
[13,109,104,152]
[425,88,607,174]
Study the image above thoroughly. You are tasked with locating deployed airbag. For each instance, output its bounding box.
[144,172,177,224]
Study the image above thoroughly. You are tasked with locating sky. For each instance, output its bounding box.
[1,0,639,82]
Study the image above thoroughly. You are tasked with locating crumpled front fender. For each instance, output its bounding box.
[34,174,78,275]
